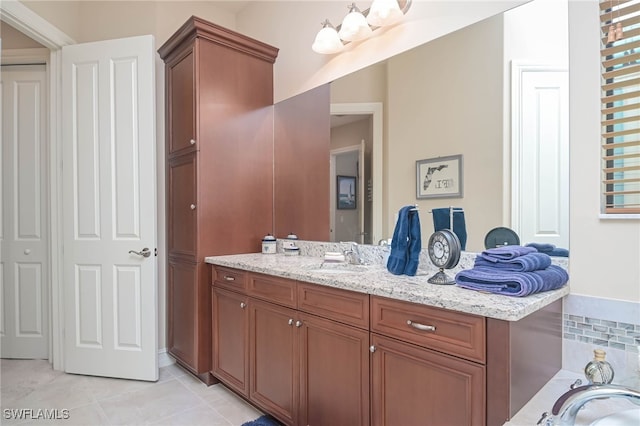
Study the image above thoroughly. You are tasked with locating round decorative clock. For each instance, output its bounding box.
[427,229,461,285]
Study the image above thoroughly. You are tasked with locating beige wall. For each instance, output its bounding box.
[386,14,504,252]
[21,1,237,45]
[568,1,640,303]
[1,22,45,48]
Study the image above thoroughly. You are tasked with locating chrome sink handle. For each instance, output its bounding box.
[545,384,640,425]
[129,247,151,258]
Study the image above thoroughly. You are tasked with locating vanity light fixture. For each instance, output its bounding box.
[338,3,372,42]
[312,20,345,54]
[367,0,404,27]
[312,0,412,55]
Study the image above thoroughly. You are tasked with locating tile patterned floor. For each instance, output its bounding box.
[0,359,263,425]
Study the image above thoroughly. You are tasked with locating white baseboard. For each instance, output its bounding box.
[158,348,175,368]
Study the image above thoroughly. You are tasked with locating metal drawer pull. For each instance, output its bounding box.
[407,320,436,332]
[223,276,235,281]
[240,302,246,309]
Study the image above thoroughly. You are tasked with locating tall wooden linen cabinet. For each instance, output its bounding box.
[158,16,279,384]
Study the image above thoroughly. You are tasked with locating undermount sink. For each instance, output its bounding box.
[304,263,372,274]
[589,408,640,425]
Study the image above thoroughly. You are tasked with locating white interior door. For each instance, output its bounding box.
[61,35,157,380]
[512,66,569,249]
[0,65,49,359]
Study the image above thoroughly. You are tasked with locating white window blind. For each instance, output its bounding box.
[601,0,640,214]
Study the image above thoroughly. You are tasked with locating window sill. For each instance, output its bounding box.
[599,214,640,220]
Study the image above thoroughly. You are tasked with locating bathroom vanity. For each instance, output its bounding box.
[205,252,569,426]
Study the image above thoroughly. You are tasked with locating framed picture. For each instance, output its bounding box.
[416,154,463,199]
[337,175,357,209]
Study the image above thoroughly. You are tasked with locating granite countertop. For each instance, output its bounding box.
[204,251,569,322]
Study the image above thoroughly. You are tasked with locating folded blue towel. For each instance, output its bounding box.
[432,207,467,251]
[525,242,570,258]
[405,209,421,276]
[474,252,552,272]
[454,265,569,297]
[479,245,537,262]
[387,206,413,275]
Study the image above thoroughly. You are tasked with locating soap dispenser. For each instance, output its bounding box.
[584,349,615,385]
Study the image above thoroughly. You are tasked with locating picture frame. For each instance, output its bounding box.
[416,154,463,199]
[337,175,357,209]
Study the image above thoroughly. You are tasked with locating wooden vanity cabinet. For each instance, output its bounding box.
[212,267,370,426]
[210,266,562,426]
[212,287,249,396]
[370,296,486,426]
[159,16,278,383]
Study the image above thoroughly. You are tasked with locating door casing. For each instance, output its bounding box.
[0,1,75,370]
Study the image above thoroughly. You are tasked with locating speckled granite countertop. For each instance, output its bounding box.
[204,243,569,321]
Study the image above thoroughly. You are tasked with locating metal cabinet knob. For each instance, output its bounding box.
[295,320,303,328]
[189,139,196,145]
[128,248,151,258]
[240,302,246,309]
[288,319,294,326]
[24,249,31,255]
[369,345,376,353]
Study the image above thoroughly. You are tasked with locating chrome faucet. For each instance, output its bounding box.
[539,384,640,426]
[342,241,364,265]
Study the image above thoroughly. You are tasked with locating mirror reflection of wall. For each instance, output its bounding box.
[328,0,569,252]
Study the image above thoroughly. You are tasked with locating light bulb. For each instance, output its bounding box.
[367,0,404,27]
[312,20,344,54]
[338,3,372,42]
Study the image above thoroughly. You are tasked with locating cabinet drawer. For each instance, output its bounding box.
[248,273,297,308]
[371,296,486,363]
[297,283,369,330]
[213,267,247,292]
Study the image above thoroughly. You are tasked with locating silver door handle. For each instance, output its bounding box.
[129,248,151,258]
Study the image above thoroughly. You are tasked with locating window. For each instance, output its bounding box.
[600,0,640,214]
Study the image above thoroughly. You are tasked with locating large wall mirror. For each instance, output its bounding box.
[277,0,570,253]
[328,0,569,253]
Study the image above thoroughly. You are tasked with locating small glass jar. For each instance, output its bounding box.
[584,349,614,385]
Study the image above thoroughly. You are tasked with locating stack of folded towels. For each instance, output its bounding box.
[454,245,569,297]
[524,242,569,258]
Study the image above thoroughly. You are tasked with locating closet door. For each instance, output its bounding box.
[0,65,49,359]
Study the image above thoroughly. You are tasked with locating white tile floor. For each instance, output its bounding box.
[0,359,264,425]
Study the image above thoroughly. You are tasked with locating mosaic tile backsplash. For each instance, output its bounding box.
[564,314,640,353]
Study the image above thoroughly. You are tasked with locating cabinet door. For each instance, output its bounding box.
[167,259,198,368]
[371,334,486,426]
[168,153,197,257]
[167,48,195,155]
[298,313,370,426]
[249,299,298,426]
[212,287,249,396]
